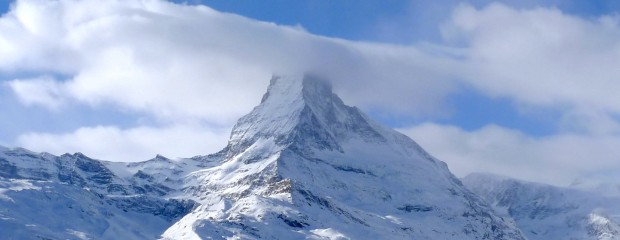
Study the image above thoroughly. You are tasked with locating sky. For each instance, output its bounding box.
[1,0,620,186]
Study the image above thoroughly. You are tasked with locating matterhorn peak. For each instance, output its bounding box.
[260,74,334,105]
[226,74,386,157]
[161,74,527,239]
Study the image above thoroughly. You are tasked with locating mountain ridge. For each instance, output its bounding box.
[1,75,525,239]
[463,172,620,240]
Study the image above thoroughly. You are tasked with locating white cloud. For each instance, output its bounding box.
[386,6,620,188]
[6,1,618,126]
[400,123,620,186]
[404,3,620,185]
[6,76,66,109]
[0,0,77,72]
[17,124,230,162]
[0,0,459,124]
[443,3,620,133]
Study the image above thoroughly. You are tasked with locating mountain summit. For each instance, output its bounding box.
[227,74,395,156]
[0,75,525,239]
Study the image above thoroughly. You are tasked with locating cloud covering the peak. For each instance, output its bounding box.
[1,0,458,122]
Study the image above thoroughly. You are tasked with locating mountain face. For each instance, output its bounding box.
[463,173,620,240]
[0,75,525,239]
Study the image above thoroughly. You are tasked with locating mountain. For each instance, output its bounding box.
[0,75,525,239]
[162,75,526,239]
[0,148,198,239]
[463,173,620,240]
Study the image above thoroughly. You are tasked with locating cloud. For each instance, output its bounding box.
[6,1,618,126]
[6,76,66,109]
[400,3,620,185]
[443,3,620,133]
[17,124,230,162]
[0,0,78,73]
[400,123,620,186]
[0,0,459,124]
[394,5,620,188]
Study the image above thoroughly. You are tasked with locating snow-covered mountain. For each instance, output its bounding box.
[463,173,620,240]
[0,75,525,239]
[0,148,198,239]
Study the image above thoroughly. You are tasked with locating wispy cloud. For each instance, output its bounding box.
[17,123,230,162]
[6,76,66,109]
[400,123,620,186]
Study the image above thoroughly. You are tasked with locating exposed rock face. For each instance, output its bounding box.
[0,75,525,239]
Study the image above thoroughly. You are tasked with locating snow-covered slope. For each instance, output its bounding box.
[1,74,526,239]
[0,148,197,239]
[463,173,620,240]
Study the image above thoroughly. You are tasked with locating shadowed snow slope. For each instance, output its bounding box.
[0,75,525,239]
[463,173,620,240]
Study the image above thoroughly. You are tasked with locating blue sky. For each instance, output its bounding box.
[1,0,620,185]
[196,0,620,41]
